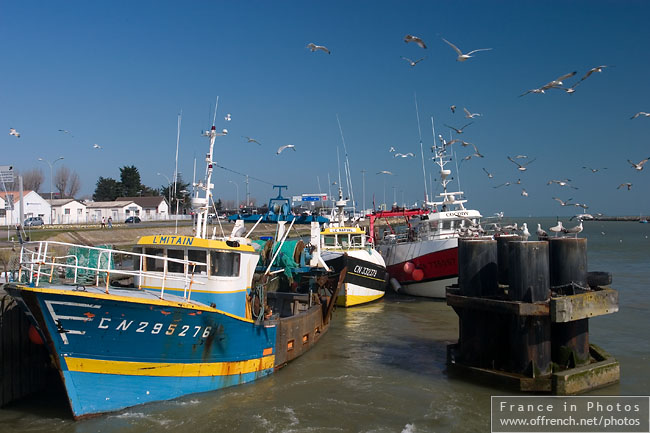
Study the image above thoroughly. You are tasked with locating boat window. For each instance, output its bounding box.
[188,249,207,274]
[442,220,452,230]
[210,251,240,277]
[429,221,439,231]
[323,235,337,247]
[145,248,164,272]
[132,247,142,270]
[351,235,364,246]
[167,248,185,273]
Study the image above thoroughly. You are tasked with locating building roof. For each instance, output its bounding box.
[0,190,34,198]
[116,196,167,208]
[85,200,137,209]
[46,198,84,206]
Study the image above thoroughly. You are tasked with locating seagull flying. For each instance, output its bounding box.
[578,65,610,83]
[553,197,573,206]
[628,158,649,171]
[376,170,393,175]
[482,167,493,178]
[630,112,650,120]
[93,144,102,149]
[389,146,396,153]
[547,179,578,189]
[617,183,632,190]
[450,105,456,113]
[307,43,330,54]
[444,122,473,134]
[441,38,492,62]
[519,71,577,96]
[493,181,511,189]
[243,136,261,145]
[276,144,296,154]
[224,113,232,122]
[401,56,425,67]
[58,129,71,134]
[9,128,20,138]
[394,152,415,158]
[582,166,607,173]
[404,35,427,49]
[463,107,482,119]
[507,156,536,171]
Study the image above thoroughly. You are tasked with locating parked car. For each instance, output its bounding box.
[125,216,141,224]
[24,216,44,227]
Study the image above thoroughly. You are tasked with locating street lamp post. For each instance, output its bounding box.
[229,180,239,210]
[38,156,64,224]
[157,172,172,217]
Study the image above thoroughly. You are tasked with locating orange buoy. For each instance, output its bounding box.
[28,325,44,345]
[412,268,424,281]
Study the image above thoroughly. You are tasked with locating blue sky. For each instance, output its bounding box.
[2,1,649,217]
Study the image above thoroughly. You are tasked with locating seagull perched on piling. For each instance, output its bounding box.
[9,128,20,138]
[549,221,564,237]
[276,144,296,154]
[536,224,548,240]
[307,43,330,54]
[628,158,649,171]
[519,223,531,239]
[404,35,427,49]
[563,221,583,238]
[441,38,492,62]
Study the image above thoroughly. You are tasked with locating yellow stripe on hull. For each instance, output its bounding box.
[336,292,384,307]
[64,355,275,377]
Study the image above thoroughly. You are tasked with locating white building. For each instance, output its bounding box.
[0,190,51,225]
[47,199,87,224]
[85,200,143,223]
[116,196,169,221]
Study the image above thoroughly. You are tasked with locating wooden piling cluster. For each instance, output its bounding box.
[447,237,620,394]
[0,288,53,407]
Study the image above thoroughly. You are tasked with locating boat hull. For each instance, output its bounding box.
[4,284,283,418]
[377,237,458,299]
[323,250,387,307]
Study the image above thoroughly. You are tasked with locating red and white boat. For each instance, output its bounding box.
[369,140,482,299]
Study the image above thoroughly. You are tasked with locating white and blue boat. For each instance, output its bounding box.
[4,122,343,419]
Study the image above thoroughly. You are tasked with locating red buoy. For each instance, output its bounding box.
[403,262,415,274]
[412,268,424,281]
[28,325,44,345]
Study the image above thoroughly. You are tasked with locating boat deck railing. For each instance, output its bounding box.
[16,240,207,302]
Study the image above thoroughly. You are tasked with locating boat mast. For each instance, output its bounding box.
[193,97,228,239]
[415,94,429,206]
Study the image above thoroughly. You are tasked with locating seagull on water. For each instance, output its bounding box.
[463,107,482,119]
[549,221,564,237]
[507,156,536,171]
[394,152,415,158]
[630,112,650,120]
[401,56,425,67]
[563,221,583,238]
[276,144,296,154]
[536,224,548,240]
[441,38,492,62]
[617,183,632,190]
[243,136,261,145]
[9,128,20,138]
[376,170,393,175]
[307,43,330,54]
[553,197,573,206]
[93,144,102,149]
[628,158,649,171]
[482,168,493,178]
[404,35,427,49]
[444,122,473,134]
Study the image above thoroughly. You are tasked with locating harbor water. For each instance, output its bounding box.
[1,218,648,432]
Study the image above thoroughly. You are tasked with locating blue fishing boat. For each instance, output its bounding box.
[3,121,343,419]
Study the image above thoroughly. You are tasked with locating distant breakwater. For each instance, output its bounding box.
[591,216,648,222]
